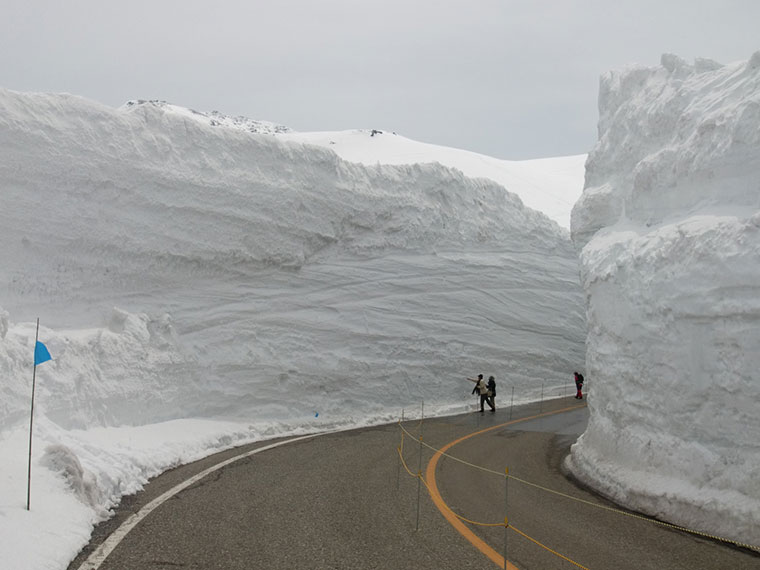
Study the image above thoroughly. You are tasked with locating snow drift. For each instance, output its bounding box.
[568,52,760,545]
[0,88,586,568]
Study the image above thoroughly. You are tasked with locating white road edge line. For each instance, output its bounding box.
[77,433,322,570]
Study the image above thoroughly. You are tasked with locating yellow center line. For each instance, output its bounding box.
[424,404,586,569]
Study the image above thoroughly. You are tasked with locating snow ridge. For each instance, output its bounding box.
[121,100,587,229]
[122,99,292,134]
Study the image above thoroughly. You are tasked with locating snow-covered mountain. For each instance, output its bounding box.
[0,88,587,568]
[568,52,760,546]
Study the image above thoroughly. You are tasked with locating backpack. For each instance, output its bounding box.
[578,374,584,385]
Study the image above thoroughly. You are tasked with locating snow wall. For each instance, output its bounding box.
[568,53,760,545]
[0,89,586,435]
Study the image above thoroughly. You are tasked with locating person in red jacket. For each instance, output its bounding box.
[574,372,584,399]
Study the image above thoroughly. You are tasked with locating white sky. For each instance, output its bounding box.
[2,0,759,159]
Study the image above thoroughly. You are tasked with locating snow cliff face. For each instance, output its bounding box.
[0,89,585,435]
[568,53,760,545]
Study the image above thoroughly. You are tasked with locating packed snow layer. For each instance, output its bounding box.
[568,53,760,546]
[0,89,585,568]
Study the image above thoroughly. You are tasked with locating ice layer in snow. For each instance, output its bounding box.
[568,52,760,546]
[0,88,586,568]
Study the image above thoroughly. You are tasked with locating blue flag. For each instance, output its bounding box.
[34,341,52,366]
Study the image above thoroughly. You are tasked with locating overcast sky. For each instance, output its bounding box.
[2,0,758,159]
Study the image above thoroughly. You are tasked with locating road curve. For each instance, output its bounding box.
[68,397,759,570]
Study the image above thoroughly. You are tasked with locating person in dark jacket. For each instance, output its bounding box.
[486,376,496,412]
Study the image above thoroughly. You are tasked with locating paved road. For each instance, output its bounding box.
[68,397,759,570]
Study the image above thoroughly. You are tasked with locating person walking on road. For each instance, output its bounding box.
[467,373,494,413]
[574,371,584,399]
[486,375,496,412]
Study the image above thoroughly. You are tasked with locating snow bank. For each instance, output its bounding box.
[568,52,760,545]
[0,91,585,424]
[0,89,585,568]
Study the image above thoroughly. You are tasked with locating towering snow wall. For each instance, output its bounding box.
[568,53,760,545]
[0,89,585,434]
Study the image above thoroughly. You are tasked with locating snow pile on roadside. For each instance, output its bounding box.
[568,52,760,546]
[0,88,586,569]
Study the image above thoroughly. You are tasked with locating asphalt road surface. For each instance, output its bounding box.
[68,396,760,570]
